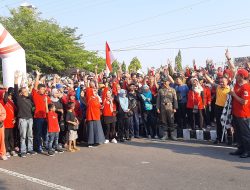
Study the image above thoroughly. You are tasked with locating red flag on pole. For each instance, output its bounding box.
[105,42,115,75]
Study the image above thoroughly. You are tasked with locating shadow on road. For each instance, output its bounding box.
[235,166,250,170]
[122,140,250,163]
[0,179,7,190]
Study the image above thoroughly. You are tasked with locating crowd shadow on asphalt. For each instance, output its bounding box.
[0,179,7,190]
[235,166,250,170]
[122,139,250,164]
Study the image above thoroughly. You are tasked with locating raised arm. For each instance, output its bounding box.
[204,73,214,85]
[225,49,236,74]
[45,96,49,113]
[34,70,41,91]
[14,71,20,98]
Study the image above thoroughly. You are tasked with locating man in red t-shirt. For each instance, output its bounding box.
[32,71,51,153]
[230,69,250,158]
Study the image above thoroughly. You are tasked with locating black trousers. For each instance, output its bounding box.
[233,117,250,152]
[187,109,204,129]
[142,110,155,137]
[4,128,15,152]
[176,103,187,129]
[203,106,211,126]
[215,105,224,141]
[104,122,116,140]
[117,117,129,140]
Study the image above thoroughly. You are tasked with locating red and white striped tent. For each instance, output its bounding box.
[0,24,26,87]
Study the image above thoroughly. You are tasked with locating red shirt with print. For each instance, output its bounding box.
[232,83,250,118]
[47,111,60,133]
[186,90,204,109]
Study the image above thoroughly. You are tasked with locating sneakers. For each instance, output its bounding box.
[20,153,26,158]
[27,151,37,155]
[111,138,118,144]
[0,155,8,161]
[170,136,177,141]
[48,151,55,157]
[88,144,94,148]
[104,139,110,144]
[229,149,244,156]
[161,135,168,141]
[56,149,64,153]
[10,151,18,157]
[154,135,159,139]
[240,152,250,158]
[6,152,11,158]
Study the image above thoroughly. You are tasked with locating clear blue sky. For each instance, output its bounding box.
[1,0,250,71]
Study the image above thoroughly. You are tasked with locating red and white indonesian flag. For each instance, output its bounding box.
[0,24,26,87]
[105,41,115,75]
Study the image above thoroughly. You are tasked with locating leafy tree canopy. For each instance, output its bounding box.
[0,7,105,74]
[128,57,141,73]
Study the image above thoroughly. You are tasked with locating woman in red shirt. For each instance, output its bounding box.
[86,87,105,147]
[102,89,117,144]
[186,78,205,130]
[2,88,17,157]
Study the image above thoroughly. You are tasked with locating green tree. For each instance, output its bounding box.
[175,50,182,72]
[0,7,105,74]
[111,60,120,74]
[128,57,141,73]
[168,63,174,77]
[121,61,126,72]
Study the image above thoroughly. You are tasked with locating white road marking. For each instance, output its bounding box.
[0,168,73,190]
[141,161,150,164]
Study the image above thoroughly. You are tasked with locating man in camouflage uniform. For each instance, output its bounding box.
[156,78,178,140]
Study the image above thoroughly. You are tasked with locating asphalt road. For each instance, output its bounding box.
[0,139,249,190]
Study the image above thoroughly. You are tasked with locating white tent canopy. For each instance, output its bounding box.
[0,24,26,87]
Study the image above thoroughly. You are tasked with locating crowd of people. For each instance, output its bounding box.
[0,49,250,161]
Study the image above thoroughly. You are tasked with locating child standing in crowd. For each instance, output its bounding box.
[45,97,64,156]
[102,88,117,144]
[66,102,80,152]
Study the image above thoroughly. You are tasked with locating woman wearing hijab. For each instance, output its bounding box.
[141,85,154,138]
[186,78,205,130]
[79,89,87,142]
[115,89,131,142]
[86,87,105,147]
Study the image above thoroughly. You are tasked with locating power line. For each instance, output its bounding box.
[117,23,250,50]
[110,44,250,51]
[84,0,212,37]
[87,19,250,48]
